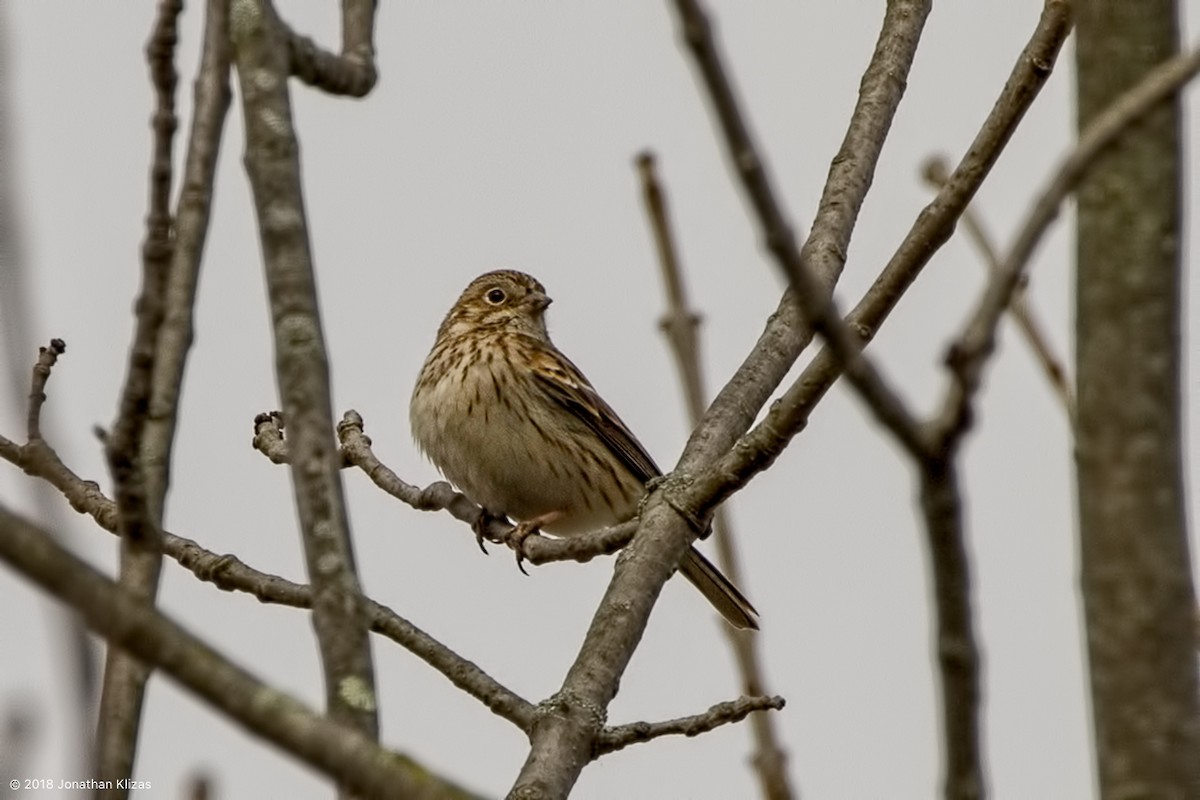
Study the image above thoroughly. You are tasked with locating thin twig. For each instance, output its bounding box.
[25,339,65,441]
[254,410,642,565]
[0,503,485,800]
[336,411,639,564]
[3,370,539,734]
[637,152,793,800]
[932,36,1200,447]
[595,695,786,757]
[921,155,1076,426]
[283,0,377,97]
[231,0,379,750]
[96,2,181,789]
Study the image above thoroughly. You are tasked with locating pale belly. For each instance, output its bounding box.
[411,362,644,535]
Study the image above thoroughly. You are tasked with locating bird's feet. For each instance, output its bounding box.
[506,511,564,575]
[471,509,509,554]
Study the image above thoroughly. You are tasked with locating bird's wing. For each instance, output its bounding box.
[529,343,662,484]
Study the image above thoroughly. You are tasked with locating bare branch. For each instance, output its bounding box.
[0,504,485,800]
[671,0,931,459]
[254,410,642,565]
[931,36,1200,447]
[508,2,939,794]
[145,0,233,515]
[24,339,65,442]
[637,151,793,800]
[917,460,982,800]
[664,5,1078,798]
[689,0,1075,522]
[96,2,182,788]
[282,1,377,96]
[3,369,537,735]
[921,155,1076,426]
[595,695,786,757]
[333,411,639,565]
[231,0,378,746]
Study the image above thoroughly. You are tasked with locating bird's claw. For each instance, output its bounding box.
[472,510,508,555]
[508,522,540,576]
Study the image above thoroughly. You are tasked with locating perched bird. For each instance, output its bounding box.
[410,269,758,630]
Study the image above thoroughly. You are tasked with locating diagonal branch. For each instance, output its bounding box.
[636,152,793,800]
[2,348,538,734]
[0,504,484,800]
[668,3,1075,799]
[671,0,931,459]
[920,155,1076,426]
[508,2,936,796]
[931,36,1200,447]
[688,0,1075,533]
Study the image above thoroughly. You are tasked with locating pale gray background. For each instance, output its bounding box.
[1,2,1197,798]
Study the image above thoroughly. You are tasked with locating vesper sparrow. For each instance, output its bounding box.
[410,270,758,630]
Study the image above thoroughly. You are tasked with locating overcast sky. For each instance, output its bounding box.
[2,2,1198,798]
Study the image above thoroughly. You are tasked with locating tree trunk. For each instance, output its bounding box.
[1074,2,1200,796]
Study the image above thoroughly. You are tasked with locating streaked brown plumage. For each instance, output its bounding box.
[410,269,758,630]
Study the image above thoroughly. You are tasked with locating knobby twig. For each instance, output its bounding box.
[230,0,379,747]
[254,410,641,566]
[637,152,793,800]
[96,2,181,788]
[595,695,785,757]
[0,504,483,800]
[920,155,1076,426]
[6,358,773,764]
[5,341,542,741]
[4,346,537,733]
[283,0,377,96]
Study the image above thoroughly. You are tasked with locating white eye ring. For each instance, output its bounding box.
[485,287,507,305]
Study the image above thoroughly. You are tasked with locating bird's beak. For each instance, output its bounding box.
[527,292,552,313]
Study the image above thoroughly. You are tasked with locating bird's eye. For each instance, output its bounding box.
[485,288,507,305]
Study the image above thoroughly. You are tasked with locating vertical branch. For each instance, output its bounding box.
[143,0,232,521]
[917,459,982,800]
[1074,2,1200,794]
[95,2,182,791]
[637,153,794,800]
[229,0,379,767]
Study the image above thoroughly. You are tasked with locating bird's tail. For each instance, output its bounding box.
[678,546,759,630]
